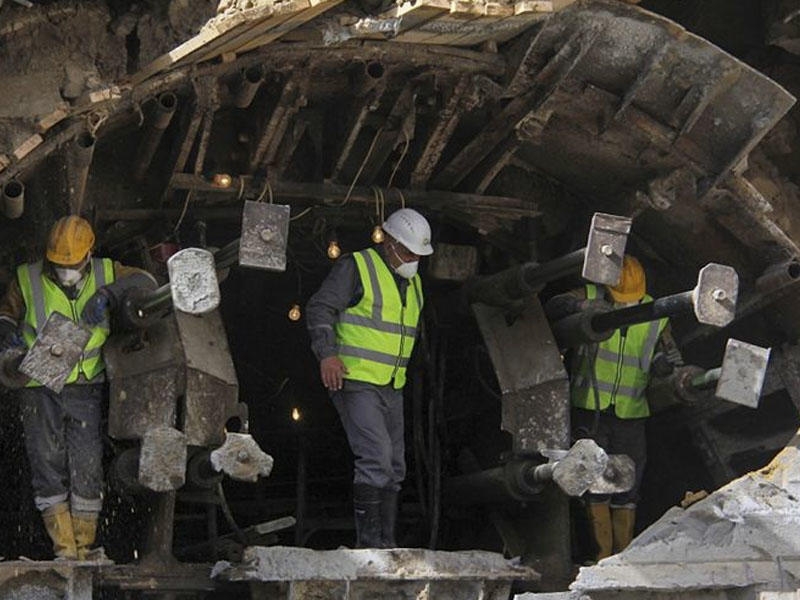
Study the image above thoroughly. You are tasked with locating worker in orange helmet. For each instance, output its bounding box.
[545,255,683,562]
[0,216,156,560]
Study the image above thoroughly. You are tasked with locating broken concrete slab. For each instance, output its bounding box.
[552,427,800,599]
[216,546,538,599]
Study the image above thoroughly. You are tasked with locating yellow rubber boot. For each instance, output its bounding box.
[587,502,613,561]
[611,506,636,553]
[42,503,78,560]
[72,511,98,560]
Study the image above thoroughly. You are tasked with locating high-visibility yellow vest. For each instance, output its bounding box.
[334,248,423,390]
[571,284,668,418]
[17,258,115,386]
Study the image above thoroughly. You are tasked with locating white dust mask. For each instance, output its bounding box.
[54,258,88,287]
[55,267,83,287]
[394,260,419,279]
[390,243,419,279]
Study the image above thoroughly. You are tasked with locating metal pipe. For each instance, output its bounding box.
[467,248,586,306]
[234,65,264,109]
[690,367,721,389]
[443,460,545,505]
[552,291,695,349]
[134,92,178,181]
[124,241,241,325]
[2,179,24,219]
[133,283,173,317]
[67,131,95,215]
[755,260,800,294]
[185,450,224,490]
[592,290,695,331]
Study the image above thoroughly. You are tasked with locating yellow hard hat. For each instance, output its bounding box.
[46,216,95,266]
[608,255,646,303]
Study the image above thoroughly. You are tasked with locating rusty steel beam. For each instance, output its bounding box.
[354,85,417,186]
[133,92,178,181]
[410,75,497,189]
[248,78,308,173]
[331,86,388,183]
[66,131,96,215]
[433,26,601,190]
[165,173,538,217]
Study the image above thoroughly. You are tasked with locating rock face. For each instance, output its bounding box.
[0,2,123,150]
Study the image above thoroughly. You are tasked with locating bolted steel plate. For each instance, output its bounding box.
[582,213,631,286]
[552,438,608,497]
[138,426,187,492]
[693,263,739,327]
[716,338,771,408]
[167,247,221,315]
[589,454,636,495]
[239,201,290,272]
[18,312,91,393]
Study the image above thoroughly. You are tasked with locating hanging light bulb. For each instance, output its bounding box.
[211,173,233,188]
[288,303,302,321]
[327,239,341,260]
[291,407,302,422]
[371,224,385,244]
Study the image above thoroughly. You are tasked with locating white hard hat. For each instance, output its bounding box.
[382,208,434,256]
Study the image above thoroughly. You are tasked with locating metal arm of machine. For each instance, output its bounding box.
[552,263,739,348]
[673,338,771,408]
[443,439,635,506]
[467,213,632,307]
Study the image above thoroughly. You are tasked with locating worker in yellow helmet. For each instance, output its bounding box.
[0,216,156,560]
[545,255,683,563]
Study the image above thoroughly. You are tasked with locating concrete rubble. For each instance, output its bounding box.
[517,428,800,600]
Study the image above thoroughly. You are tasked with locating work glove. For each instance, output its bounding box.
[81,288,113,325]
[651,352,674,377]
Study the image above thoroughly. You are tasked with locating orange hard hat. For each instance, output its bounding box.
[46,216,95,266]
[608,255,646,303]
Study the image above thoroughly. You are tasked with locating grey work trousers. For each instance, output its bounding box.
[572,407,646,507]
[18,384,104,513]
[332,380,405,491]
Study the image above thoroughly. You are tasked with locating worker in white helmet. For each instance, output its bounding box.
[306,208,434,548]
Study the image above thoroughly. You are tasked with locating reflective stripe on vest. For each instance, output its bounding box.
[334,248,422,389]
[571,284,667,418]
[17,258,115,386]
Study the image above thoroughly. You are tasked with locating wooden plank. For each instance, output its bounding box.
[442,2,515,47]
[130,5,276,85]
[388,0,450,43]
[12,134,43,161]
[398,12,486,45]
[453,1,555,46]
[233,0,346,54]
[189,0,308,63]
[37,104,71,134]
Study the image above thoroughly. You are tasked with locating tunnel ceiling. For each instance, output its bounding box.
[0,0,799,321]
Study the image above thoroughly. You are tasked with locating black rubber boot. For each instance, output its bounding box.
[353,484,382,548]
[380,488,398,548]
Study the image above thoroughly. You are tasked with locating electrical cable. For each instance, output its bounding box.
[387,131,410,189]
[216,482,247,545]
[334,127,384,207]
[172,190,193,235]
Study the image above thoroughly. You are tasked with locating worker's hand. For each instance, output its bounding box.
[81,288,112,325]
[320,356,348,391]
[672,365,708,404]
